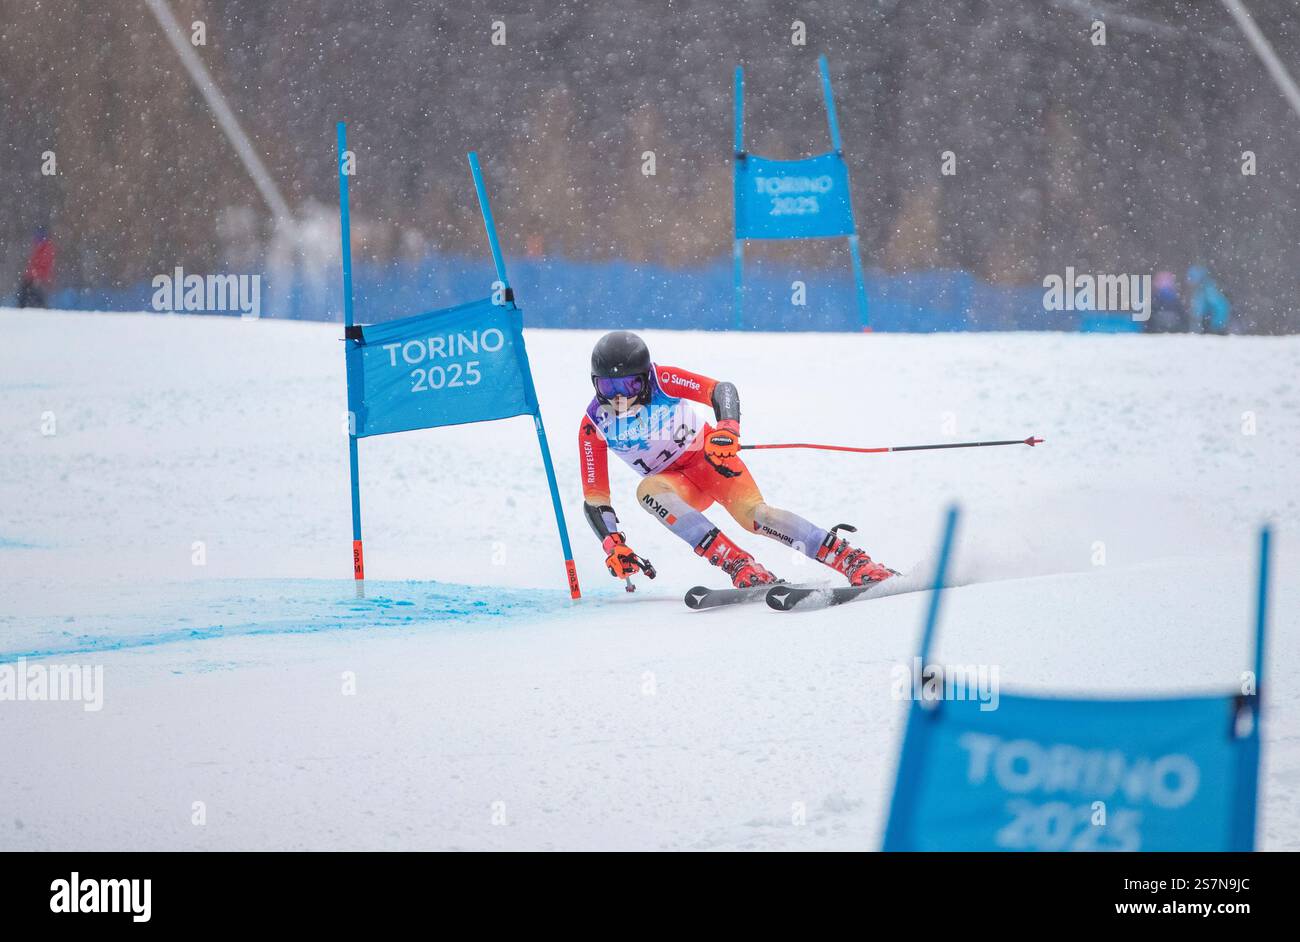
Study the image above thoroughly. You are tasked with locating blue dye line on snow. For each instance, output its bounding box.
[0,579,649,662]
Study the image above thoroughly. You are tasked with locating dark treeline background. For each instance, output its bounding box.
[2,0,1298,330]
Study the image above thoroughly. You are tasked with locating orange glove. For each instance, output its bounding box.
[703,421,742,477]
[602,533,655,579]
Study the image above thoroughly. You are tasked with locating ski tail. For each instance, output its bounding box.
[767,573,922,611]
[685,582,783,610]
[764,583,830,611]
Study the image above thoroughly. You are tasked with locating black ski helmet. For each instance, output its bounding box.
[591,331,651,378]
[591,331,652,405]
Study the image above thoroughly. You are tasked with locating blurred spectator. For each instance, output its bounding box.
[1147,270,1186,333]
[1187,265,1231,334]
[16,226,55,308]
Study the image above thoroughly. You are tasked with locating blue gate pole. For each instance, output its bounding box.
[818,55,871,330]
[468,152,581,599]
[817,55,843,154]
[1254,525,1271,711]
[337,121,365,590]
[732,240,744,331]
[847,234,871,331]
[732,66,745,331]
[1235,523,1272,849]
[918,505,960,665]
[882,505,960,850]
[468,152,510,294]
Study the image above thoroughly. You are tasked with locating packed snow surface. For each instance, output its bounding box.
[2,309,1297,850]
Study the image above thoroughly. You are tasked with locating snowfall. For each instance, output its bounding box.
[1,308,1296,851]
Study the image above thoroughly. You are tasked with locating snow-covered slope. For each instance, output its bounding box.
[1,309,1296,850]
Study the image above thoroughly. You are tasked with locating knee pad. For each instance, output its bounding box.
[751,503,830,559]
[637,481,715,547]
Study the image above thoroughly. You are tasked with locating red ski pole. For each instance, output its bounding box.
[741,435,1043,455]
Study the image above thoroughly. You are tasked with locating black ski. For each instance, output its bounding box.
[766,576,917,611]
[683,583,778,610]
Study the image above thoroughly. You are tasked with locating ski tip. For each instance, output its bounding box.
[683,586,711,609]
[764,584,798,611]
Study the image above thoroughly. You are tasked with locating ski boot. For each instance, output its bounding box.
[695,528,778,588]
[816,524,897,586]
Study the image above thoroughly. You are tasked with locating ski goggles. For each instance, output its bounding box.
[593,373,648,401]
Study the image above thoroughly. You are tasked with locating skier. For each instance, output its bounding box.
[16,227,55,309]
[577,331,896,589]
[1146,271,1187,333]
[1187,265,1231,335]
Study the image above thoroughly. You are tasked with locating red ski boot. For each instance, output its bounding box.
[816,525,897,587]
[695,528,778,588]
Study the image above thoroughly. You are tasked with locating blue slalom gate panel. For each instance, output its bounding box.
[883,691,1260,851]
[881,509,1268,852]
[336,123,580,596]
[734,152,856,240]
[733,56,869,328]
[345,297,534,439]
